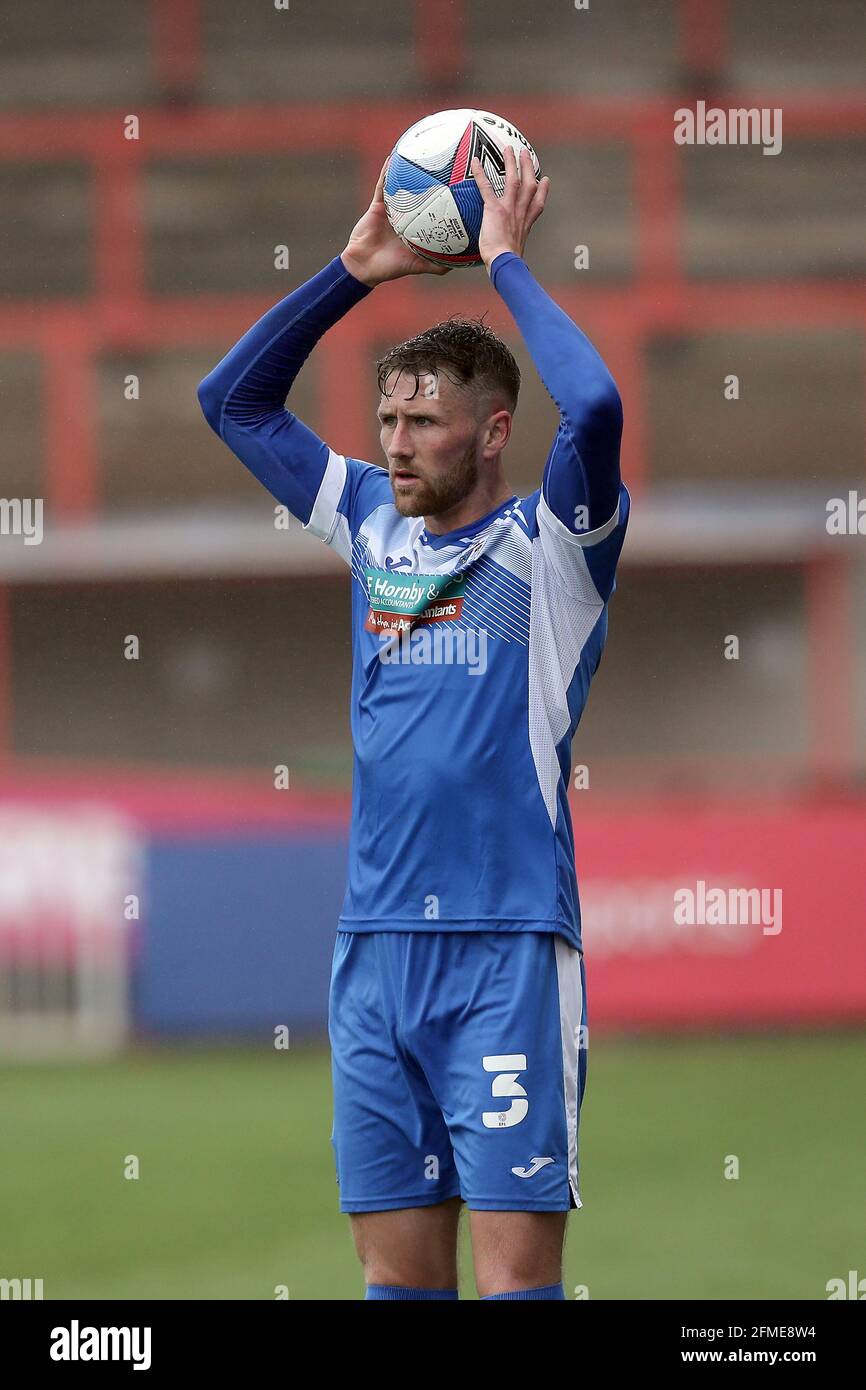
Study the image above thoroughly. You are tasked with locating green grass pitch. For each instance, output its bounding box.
[2,1032,863,1300]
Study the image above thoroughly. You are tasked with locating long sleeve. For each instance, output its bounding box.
[197,254,374,524]
[490,251,622,534]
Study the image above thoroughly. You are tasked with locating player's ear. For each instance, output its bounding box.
[483,409,511,452]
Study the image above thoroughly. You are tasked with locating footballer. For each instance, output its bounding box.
[198,144,629,1300]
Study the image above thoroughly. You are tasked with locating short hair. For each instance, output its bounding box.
[376,315,520,416]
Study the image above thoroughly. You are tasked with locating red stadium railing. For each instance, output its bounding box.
[1,94,864,515]
[0,0,863,785]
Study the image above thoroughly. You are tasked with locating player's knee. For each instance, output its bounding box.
[358,1242,458,1289]
[475,1257,563,1300]
[349,1199,461,1287]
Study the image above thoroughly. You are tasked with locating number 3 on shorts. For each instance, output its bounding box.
[482,1053,528,1128]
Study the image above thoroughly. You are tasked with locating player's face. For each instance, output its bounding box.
[377,368,486,519]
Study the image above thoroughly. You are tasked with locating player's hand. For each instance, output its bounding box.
[340,158,454,287]
[471,145,550,274]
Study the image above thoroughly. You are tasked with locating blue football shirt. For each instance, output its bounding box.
[199,251,629,950]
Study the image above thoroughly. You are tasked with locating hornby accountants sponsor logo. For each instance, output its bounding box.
[364,565,467,635]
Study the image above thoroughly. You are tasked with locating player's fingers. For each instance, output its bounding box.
[372,157,389,206]
[529,174,550,218]
[503,142,519,197]
[470,154,494,202]
[516,149,538,210]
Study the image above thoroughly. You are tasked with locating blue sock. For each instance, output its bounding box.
[365,1284,459,1300]
[482,1283,565,1300]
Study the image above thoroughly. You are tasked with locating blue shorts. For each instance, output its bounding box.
[328,930,587,1213]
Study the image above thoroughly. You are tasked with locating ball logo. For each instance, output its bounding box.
[468,126,508,188]
[482,1054,528,1128]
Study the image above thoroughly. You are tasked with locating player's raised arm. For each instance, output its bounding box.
[472,146,623,540]
[196,160,450,530]
[196,254,373,527]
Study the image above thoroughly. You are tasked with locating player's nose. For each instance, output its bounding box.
[388,421,414,459]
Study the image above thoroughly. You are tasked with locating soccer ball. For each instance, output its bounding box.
[383,108,541,268]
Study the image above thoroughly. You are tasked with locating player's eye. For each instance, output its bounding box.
[379,415,432,426]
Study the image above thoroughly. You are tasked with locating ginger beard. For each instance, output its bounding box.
[390,438,480,518]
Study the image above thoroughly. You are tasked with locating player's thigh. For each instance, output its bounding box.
[329,931,460,1215]
[469,1208,569,1298]
[416,931,586,1214]
[350,1195,463,1288]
